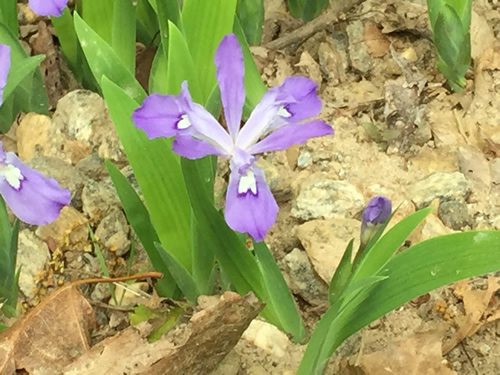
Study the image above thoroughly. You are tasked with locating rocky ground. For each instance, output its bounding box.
[1,0,499,373]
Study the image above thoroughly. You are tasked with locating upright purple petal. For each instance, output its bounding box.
[29,0,69,17]
[0,44,11,106]
[132,94,185,139]
[248,120,334,154]
[0,152,70,225]
[215,34,245,140]
[224,163,278,242]
[172,134,227,159]
[275,76,322,124]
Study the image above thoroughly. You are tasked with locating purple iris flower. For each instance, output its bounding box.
[132,34,333,241]
[29,0,69,17]
[0,44,70,225]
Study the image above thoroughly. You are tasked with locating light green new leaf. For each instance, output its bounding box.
[182,0,238,102]
[0,1,17,35]
[81,0,114,44]
[101,77,192,271]
[74,12,145,102]
[112,0,136,72]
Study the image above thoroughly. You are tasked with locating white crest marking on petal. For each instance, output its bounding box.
[238,170,257,195]
[277,106,291,118]
[177,114,191,129]
[0,164,23,190]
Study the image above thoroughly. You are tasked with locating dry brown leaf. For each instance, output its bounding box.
[0,272,162,375]
[357,331,456,375]
[363,22,390,57]
[0,282,95,374]
[443,277,500,354]
[64,292,264,374]
[30,21,64,108]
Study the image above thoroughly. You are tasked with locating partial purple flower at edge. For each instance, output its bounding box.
[0,43,11,106]
[0,143,71,225]
[29,0,69,17]
[361,196,392,233]
[132,34,334,241]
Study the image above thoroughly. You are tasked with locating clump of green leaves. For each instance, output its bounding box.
[427,0,472,92]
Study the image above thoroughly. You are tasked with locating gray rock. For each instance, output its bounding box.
[280,248,328,305]
[91,282,112,302]
[257,158,291,202]
[346,20,373,73]
[82,179,121,221]
[292,178,364,220]
[16,230,50,300]
[95,208,130,256]
[27,156,85,210]
[438,200,471,230]
[76,152,108,181]
[52,90,126,163]
[297,151,312,168]
[411,172,470,209]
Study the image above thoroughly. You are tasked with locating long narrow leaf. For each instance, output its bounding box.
[74,12,146,102]
[254,242,307,342]
[112,0,136,72]
[105,160,178,296]
[101,77,193,271]
[299,230,500,374]
[182,0,237,102]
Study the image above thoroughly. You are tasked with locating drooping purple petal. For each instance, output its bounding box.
[132,94,186,139]
[275,76,322,123]
[29,0,69,17]
[215,34,245,140]
[0,44,11,106]
[224,162,278,242]
[172,134,227,159]
[248,120,333,154]
[0,152,70,225]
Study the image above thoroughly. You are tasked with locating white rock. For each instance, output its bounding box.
[242,320,292,358]
[292,178,364,220]
[16,230,50,299]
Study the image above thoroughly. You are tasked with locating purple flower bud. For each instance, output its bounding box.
[362,196,392,229]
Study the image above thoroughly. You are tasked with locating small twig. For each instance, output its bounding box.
[264,9,338,50]
[89,300,137,312]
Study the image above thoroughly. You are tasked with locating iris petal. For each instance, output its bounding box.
[0,44,11,106]
[215,34,245,140]
[276,76,322,123]
[172,134,227,159]
[0,153,70,225]
[132,94,185,139]
[29,0,69,16]
[224,164,278,242]
[248,120,333,154]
